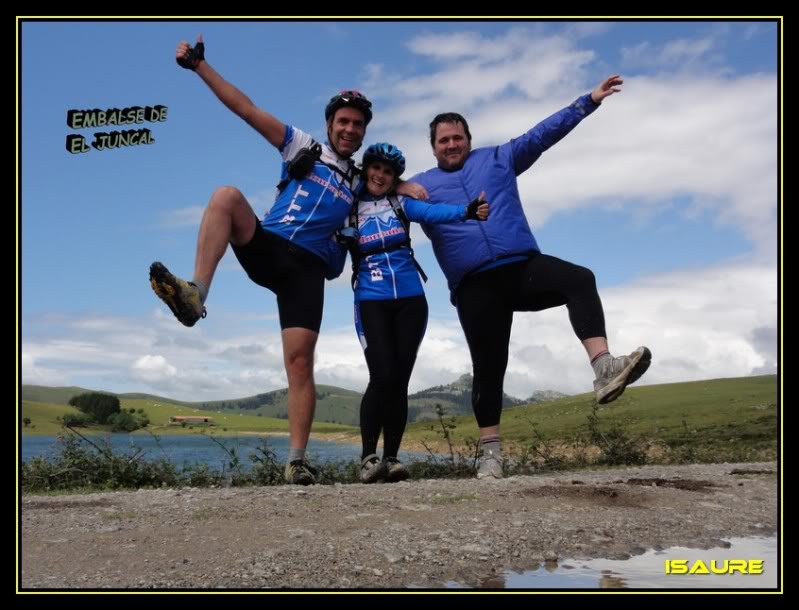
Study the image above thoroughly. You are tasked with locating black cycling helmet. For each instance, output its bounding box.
[325,89,373,126]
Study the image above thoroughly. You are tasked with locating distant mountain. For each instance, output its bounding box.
[525,389,569,403]
[22,375,569,426]
[407,373,527,421]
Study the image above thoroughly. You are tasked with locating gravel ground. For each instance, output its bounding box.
[20,462,778,589]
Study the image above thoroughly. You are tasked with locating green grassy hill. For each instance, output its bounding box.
[404,375,778,460]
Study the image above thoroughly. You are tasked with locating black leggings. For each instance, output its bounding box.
[357,295,428,459]
[456,254,606,428]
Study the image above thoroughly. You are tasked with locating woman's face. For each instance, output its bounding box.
[365,161,396,197]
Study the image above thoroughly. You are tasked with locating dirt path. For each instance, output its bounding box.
[20,462,778,589]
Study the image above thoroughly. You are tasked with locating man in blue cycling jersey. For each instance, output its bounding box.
[149,35,421,485]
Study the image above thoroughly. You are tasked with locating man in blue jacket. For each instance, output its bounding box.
[411,75,651,479]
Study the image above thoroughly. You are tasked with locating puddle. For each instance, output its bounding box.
[442,537,778,589]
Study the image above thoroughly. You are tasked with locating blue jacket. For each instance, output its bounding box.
[411,94,598,303]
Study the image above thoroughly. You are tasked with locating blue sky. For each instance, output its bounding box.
[19,19,780,400]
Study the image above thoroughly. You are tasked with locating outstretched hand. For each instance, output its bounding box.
[590,74,623,104]
[176,35,205,71]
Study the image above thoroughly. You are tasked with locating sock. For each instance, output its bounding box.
[591,351,612,377]
[287,447,306,464]
[480,435,501,457]
[191,279,209,305]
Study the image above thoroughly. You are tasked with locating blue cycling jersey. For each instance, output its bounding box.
[262,126,361,270]
[352,193,467,301]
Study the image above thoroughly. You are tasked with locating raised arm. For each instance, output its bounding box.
[177,35,286,149]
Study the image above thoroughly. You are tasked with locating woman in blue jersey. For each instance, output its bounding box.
[346,143,489,483]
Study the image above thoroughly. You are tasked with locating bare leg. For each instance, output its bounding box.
[582,336,609,361]
[282,327,319,449]
[193,185,257,289]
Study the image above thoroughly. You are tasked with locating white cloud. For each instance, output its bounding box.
[362,28,776,260]
[620,37,716,69]
[21,353,68,386]
[370,29,593,117]
[20,256,776,401]
[131,354,177,383]
[500,260,777,397]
